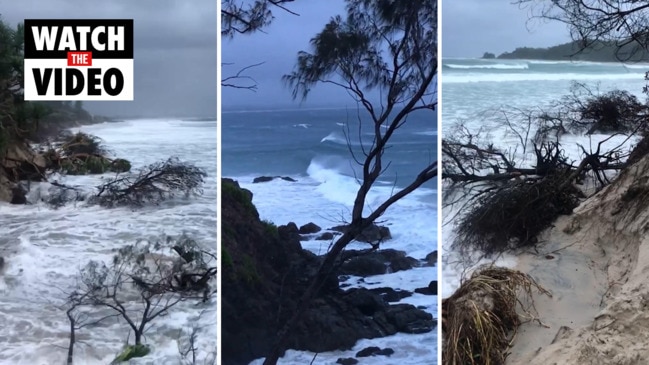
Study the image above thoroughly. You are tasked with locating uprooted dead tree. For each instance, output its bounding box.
[47,157,206,208]
[443,84,648,259]
[63,234,216,364]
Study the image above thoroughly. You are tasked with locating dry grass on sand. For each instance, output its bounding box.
[442,266,551,365]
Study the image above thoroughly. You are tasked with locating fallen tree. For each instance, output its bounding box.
[93,157,206,207]
[46,157,206,208]
[443,87,642,257]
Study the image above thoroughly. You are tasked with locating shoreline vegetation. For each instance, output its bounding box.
[482,40,649,62]
[442,68,649,362]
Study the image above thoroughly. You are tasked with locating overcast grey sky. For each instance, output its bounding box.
[1,0,216,118]
[442,1,571,58]
[222,0,353,110]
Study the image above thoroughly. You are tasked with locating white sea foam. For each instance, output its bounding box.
[443,72,645,84]
[445,63,529,70]
[320,131,348,146]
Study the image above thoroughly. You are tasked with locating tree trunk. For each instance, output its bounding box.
[66,311,75,365]
[263,229,359,365]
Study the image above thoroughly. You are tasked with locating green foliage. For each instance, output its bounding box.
[240,254,260,284]
[110,158,132,173]
[111,344,150,363]
[283,0,436,101]
[222,247,233,268]
[497,40,649,62]
[221,0,295,37]
[222,180,257,215]
[262,220,279,239]
[60,155,111,175]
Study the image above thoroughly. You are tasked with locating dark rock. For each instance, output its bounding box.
[277,223,302,252]
[389,255,419,272]
[369,287,413,303]
[356,347,382,357]
[429,280,438,294]
[424,250,437,266]
[339,249,419,277]
[336,358,358,365]
[299,222,321,234]
[0,256,4,270]
[344,288,387,316]
[330,223,392,243]
[414,280,438,296]
[285,222,298,232]
[253,176,297,183]
[221,179,427,365]
[10,186,27,205]
[386,304,436,334]
[252,176,274,183]
[377,348,395,356]
[315,232,335,240]
[340,255,387,276]
[356,346,394,357]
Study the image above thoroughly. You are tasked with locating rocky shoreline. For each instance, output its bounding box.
[0,112,121,204]
[221,178,437,365]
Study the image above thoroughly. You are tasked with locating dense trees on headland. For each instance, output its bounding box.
[484,40,649,62]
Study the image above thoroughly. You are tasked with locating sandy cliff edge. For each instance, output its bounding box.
[507,153,649,365]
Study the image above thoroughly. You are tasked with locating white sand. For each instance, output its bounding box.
[507,154,649,364]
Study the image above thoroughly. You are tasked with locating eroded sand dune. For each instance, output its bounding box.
[508,154,649,364]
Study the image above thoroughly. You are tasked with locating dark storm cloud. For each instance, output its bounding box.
[442,0,570,58]
[1,0,216,117]
[221,0,352,110]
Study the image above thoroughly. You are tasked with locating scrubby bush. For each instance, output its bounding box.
[574,90,646,134]
[110,158,131,173]
[65,234,216,363]
[453,172,582,256]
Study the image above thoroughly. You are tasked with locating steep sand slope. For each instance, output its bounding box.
[508,154,649,364]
